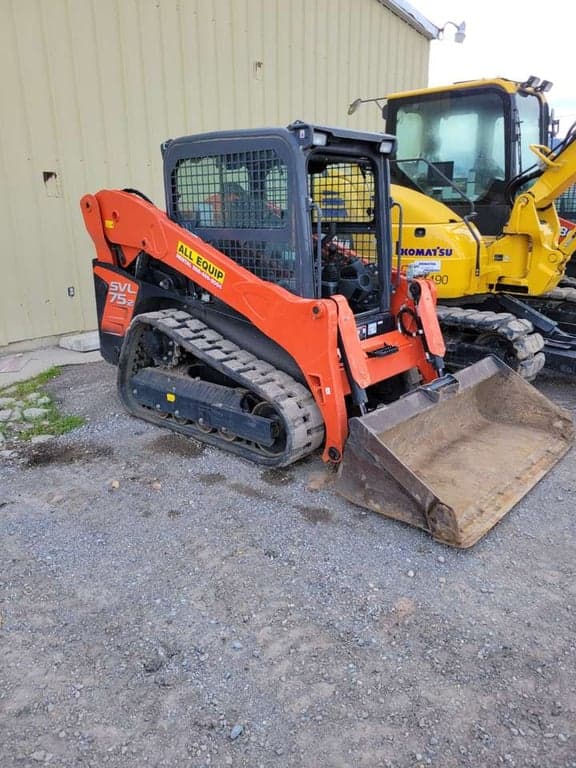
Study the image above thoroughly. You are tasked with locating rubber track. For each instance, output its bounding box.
[436,305,545,381]
[558,276,576,290]
[119,309,325,467]
[544,283,576,302]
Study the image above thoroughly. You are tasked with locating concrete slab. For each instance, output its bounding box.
[0,355,27,374]
[59,331,100,353]
[0,346,103,389]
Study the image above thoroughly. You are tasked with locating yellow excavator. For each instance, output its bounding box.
[349,76,576,377]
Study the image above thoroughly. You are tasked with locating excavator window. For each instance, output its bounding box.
[171,149,297,289]
[393,91,507,203]
[516,92,542,175]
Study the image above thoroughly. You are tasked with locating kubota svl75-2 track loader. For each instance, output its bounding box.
[81,122,573,547]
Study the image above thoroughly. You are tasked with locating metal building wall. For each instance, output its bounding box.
[0,0,430,347]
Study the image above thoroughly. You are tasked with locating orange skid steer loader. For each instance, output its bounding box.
[81,122,573,547]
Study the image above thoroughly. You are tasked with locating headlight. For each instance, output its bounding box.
[379,139,395,154]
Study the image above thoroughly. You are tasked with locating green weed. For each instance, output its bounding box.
[0,367,85,443]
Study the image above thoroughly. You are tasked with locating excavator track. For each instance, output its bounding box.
[558,276,576,290]
[118,309,325,466]
[529,284,576,336]
[436,306,545,381]
[542,284,576,304]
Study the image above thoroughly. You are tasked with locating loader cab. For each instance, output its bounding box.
[163,123,396,325]
[386,79,549,235]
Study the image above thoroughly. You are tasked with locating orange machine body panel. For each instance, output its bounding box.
[93,265,139,335]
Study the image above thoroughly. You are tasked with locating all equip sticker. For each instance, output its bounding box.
[176,241,226,288]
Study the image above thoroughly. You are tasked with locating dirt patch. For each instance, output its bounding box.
[296,504,334,524]
[260,468,295,486]
[228,481,271,500]
[146,432,205,457]
[197,472,226,486]
[22,440,114,467]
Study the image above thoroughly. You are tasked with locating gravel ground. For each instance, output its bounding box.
[1,361,575,768]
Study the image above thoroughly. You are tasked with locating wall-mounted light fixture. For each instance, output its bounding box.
[437,20,466,43]
[348,19,467,118]
[347,97,385,116]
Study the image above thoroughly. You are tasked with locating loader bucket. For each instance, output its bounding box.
[337,357,574,548]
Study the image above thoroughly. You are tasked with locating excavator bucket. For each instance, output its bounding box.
[337,357,574,547]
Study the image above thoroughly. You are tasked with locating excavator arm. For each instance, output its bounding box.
[504,135,576,247]
[526,136,576,210]
[492,137,576,292]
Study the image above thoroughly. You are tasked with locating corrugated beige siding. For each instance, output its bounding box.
[0,0,429,346]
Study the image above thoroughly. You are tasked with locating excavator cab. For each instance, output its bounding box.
[386,77,576,270]
[386,77,550,235]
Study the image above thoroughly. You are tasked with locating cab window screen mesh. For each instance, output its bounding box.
[172,149,295,288]
[310,162,377,266]
[308,159,381,314]
[174,151,287,229]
